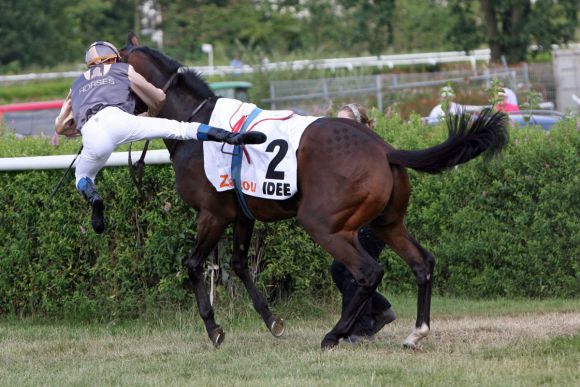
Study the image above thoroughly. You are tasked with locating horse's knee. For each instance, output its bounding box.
[356,261,384,289]
[231,258,246,277]
[412,254,435,286]
[184,256,204,274]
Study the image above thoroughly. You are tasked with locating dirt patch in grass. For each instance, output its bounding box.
[378,311,580,349]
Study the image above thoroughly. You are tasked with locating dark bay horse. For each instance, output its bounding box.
[122,36,508,349]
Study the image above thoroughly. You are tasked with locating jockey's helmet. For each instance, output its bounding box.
[85,41,120,67]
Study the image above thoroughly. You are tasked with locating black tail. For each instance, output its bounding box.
[387,108,509,174]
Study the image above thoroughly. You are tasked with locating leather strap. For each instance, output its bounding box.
[231,107,262,220]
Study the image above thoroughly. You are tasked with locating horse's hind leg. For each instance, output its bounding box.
[231,219,285,337]
[300,221,384,349]
[184,210,229,347]
[374,220,435,349]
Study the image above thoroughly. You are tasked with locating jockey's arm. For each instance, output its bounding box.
[55,90,80,137]
[128,65,166,117]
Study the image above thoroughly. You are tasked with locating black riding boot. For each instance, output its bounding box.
[78,177,105,234]
[204,127,267,145]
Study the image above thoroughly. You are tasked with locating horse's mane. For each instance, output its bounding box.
[133,46,215,99]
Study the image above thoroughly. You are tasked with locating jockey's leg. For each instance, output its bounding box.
[76,177,104,234]
[74,112,116,234]
[100,107,266,146]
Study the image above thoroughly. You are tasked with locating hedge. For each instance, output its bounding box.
[0,116,578,319]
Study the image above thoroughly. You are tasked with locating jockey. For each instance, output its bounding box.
[55,41,266,234]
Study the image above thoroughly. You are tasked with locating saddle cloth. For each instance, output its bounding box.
[204,98,320,200]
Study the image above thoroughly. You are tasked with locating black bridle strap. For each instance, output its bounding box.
[187,97,211,122]
[166,97,213,159]
[128,61,214,193]
[128,140,150,201]
[162,71,179,92]
[127,69,182,198]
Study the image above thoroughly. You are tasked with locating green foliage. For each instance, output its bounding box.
[473,0,578,63]
[394,118,580,297]
[0,0,134,71]
[0,118,578,319]
[1,1,578,72]
[338,0,396,55]
[485,77,505,108]
[520,90,544,111]
[0,79,72,105]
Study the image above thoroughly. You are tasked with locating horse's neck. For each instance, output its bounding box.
[163,138,180,160]
[161,91,217,159]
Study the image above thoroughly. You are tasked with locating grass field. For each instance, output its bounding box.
[1,296,579,386]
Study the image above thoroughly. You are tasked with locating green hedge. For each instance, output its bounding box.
[0,117,578,319]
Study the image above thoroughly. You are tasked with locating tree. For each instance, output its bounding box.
[0,0,73,69]
[478,0,579,63]
[391,0,457,53]
[447,0,484,54]
[0,0,135,71]
[339,0,396,56]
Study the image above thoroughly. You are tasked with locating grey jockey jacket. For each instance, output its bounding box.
[71,63,134,130]
[55,63,165,137]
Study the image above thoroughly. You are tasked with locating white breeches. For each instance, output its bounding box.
[75,107,201,185]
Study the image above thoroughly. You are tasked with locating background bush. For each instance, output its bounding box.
[0,117,578,319]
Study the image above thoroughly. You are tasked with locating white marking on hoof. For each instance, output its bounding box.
[403,323,430,349]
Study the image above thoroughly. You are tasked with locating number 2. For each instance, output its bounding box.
[265,139,288,180]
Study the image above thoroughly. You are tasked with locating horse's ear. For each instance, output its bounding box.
[127,32,140,47]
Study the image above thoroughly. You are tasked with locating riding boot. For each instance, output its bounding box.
[197,125,267,146]
[77,177,105,234]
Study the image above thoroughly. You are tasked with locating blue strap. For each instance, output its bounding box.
[196,124,211,141]
[231,107,262,220]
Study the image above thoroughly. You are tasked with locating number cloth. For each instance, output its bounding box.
[203,98,319,200]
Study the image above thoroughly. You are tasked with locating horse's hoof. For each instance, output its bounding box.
[268,316,285,337]
[321,335,339,350]
[209,327,225,348]
[402,322,429,349]
[402,341,419,350]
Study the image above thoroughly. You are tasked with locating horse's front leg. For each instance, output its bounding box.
[184,210,229,347]
[231,218,285,337]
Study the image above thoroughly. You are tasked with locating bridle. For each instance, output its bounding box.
[129,66,213,199]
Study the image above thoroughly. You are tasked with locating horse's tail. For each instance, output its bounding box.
[387,108,509,174]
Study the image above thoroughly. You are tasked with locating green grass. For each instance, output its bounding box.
[1,296,579,386]
[0,79,72,105]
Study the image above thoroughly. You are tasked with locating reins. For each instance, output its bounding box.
[48,145,83,203]
[128,67,212,199]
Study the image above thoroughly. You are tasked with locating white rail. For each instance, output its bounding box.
[0,149,171,171]
[0,49,492,82]
[3,44,579,83]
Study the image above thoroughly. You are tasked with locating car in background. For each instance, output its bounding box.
[425,106,565,131]
[506,110,565,131]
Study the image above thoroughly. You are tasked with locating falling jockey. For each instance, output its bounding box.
[55,41,266,234]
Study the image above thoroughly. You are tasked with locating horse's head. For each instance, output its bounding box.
[119,32,140,62]
[119,33,216,122]
[119,33,169,91]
